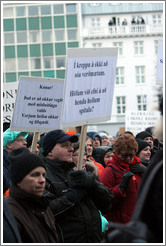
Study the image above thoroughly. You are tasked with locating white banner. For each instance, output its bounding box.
[10,76,64,132]
[156,40,163,84]
[61,48,118,127]
[3,82,19,123]
[125,110,161,136]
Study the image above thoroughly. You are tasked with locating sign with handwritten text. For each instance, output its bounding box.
[125,110,160,136]
[10,76,64,132]
[61,48,118,127]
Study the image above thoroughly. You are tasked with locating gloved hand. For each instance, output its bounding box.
[65,188,87,202]
[85,159,99,177]
[129,163,147,174]
[69,170,95,189]
[119,172,134,192]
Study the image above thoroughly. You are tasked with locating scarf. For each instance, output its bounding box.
[112,153,141,169]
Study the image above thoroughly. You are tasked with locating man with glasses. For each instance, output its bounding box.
[3,128,29,196]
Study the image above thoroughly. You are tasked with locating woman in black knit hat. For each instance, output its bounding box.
[135,139,151,167]
[5,147,60,243]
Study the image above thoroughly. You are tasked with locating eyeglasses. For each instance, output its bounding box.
[121,153,135,159]
[15,138,27,143]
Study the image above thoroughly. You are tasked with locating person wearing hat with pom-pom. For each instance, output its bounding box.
[5,147,59,243]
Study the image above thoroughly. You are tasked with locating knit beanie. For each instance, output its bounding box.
[136,139,151,156]
[42,129,78,156]
[8,147,46,185]
[135,131,153,140]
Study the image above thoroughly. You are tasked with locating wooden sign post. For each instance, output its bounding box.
[77,125,87,170]
[31,132,40,153]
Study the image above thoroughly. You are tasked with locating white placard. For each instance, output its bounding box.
[125,110,161,136]
[3,82,19,123]
[61,48,118,127]
[156,40,163,84]
[10,76,64,132]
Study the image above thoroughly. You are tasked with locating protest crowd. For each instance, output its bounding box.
[3,95,163,243]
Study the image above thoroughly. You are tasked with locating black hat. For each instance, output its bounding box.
[26,134,33,148]
[8,147,46,185]
[42,129,79,156]
[135,131,153,140]
[93,133,102,145]
[136,139,151,156]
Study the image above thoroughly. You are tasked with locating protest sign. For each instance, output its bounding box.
[3,82,19,123]
[156,40,163,85]
[61,47,118,128]
[10,76,64,132]
[125,110,160,135]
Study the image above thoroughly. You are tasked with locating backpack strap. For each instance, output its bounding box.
[132,160,163,220]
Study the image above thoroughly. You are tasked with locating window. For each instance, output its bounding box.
[135,66,145,84]
[56,57,66,68]
[3,7,14,18]
[28,6,38,16]
[43,57,53,69]
[153,15,162,24]
[31,58,41,69]
[134,41,144,55]
[154,40,159,54]
[17,31,27,43]
[92,43,102,48]
[29,31,40,43]
[137,95,147,110]
[4,33,14,44]
[41,5,51,15]
[67,29,77,40]
[54,30,65,41]
[66,4,76,13]
[89,3,101,6]
[16,6,26,17]
[91,17,100,27]
[116,67,125,85]
[53,4,64,14]
[116,96,126,114]
[42,30,52,42]
[4,59,16,72]
[18,58,29,70]
[113,42,123,56]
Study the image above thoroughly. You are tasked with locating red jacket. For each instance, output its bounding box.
[100,154,142,224]
[90,156,104,177]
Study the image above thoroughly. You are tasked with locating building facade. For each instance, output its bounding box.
[3,2,163,136]
[3,3,81,82]
[81,2,163,136]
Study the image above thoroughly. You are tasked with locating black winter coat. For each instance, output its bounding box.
[137,149,163,242]
[3,198,22,243]
[3,149,11,194]
[44,159,113,243]
[6,186,59,243]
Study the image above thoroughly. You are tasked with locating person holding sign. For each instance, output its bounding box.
[42,129,113,243]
